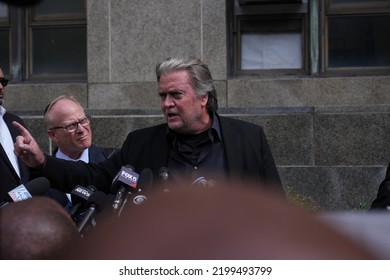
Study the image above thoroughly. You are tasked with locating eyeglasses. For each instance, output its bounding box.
[0,78,9,87]
[49,116,91,133]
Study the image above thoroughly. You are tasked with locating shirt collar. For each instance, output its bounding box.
[210,112,222,142]
[166,112,222,143]
[0,106,6,117]
[56,148,90,163]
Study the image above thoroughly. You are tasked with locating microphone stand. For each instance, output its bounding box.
[77,204,97,235]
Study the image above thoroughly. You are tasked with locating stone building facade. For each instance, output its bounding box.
[4,0,390,210]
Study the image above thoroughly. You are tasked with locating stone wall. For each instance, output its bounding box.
[4,0,390,211]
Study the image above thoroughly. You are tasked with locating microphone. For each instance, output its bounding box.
[192,176,209,187]
[0,177,50,208]
[68,185,96,218]
[158,167,170,192]
[118,168,153,216]
[77,191,111,235]
[111,165,139,212]
[131,168,153,205]
[191,176,216,188]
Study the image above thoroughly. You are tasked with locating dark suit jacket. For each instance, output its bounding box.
[45,144,117,207]
[0,112,29,202]
[370,162,390,210]
[36,114,283,194]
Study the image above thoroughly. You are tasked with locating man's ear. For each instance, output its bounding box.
[47,130,58,142]
[201,94,209,107]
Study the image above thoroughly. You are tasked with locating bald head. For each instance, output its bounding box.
[0,197,80,259]
[44,95,92,159]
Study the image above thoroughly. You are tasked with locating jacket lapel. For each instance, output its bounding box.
[218,115,243,179]
[3,113,29,183]
[0,144,16,174]
[149,125,170,172]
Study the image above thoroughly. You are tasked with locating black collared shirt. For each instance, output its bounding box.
[166,113,227,184]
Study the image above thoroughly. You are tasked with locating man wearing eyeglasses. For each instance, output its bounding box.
[13,57,283,196]
[0,67,30,202]
[43,95,117,208]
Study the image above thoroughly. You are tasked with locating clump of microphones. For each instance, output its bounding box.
[1,165,216,238]
[0,177,51,209]
[67,165,216,236]
[68,165,167,237]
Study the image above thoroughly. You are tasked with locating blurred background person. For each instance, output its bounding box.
[370,162,390,210]
[0,66,30,202]
[0,196,80,259]
[43,95,117,208]
[59,181,375,260]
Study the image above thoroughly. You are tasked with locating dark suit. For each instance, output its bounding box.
[0,112,29,202]
[370,162,390,210]
[35,114,283,194]
[45,144,117,207]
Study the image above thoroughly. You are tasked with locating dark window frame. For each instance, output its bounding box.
[2,1,87,84]
[326,0,390,12]
[0,5,11,75]
[321,0,390,76]
[229,0,309,78]
[229,0,390,77]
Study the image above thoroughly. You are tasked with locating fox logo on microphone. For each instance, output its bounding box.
[121,170,138,186]
[113,166,139,188]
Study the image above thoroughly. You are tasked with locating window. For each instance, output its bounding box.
[238,15,307,74]
[0,0,86,83]
[229,0,309,77]
[323,0,390,74]
[229,0,390,77]
[0,3,10,74]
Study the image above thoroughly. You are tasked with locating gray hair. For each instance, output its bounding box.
[156,57,218,113]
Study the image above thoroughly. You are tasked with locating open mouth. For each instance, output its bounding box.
[167,113,178,118]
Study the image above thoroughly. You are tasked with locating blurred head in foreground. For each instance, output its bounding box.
[60,181,375,259]
[0,196,80,259]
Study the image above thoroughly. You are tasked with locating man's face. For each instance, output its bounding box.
[47,99,92,159]
[0,69,5,106]
[158,70,209,134]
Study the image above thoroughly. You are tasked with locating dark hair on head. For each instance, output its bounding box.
[156,57,218,113]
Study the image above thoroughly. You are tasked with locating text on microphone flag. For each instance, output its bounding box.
[8,184,32,202]
[119,168,139,188]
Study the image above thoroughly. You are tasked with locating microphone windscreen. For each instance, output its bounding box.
[86,185,97,192]
[125,164,135,171]
[71,185,96,205]
[111,166,139,193]
[137,168,154,192]
[25,177,51,196]
[158,167,169,181]
[87,191,111,212]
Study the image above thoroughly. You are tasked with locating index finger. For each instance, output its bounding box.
[12,121,32,140]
